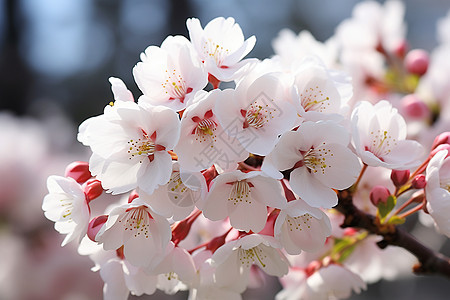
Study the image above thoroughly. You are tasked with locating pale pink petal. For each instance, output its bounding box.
[228,196,267,232]
[290,167,338,208]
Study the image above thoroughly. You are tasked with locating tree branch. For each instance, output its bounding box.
[336,189,450,278]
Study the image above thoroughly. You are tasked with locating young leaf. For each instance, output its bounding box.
[378,195,397,222]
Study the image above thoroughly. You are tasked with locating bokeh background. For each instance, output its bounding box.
[0,0,449,299]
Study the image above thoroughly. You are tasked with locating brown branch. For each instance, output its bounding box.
[336,189,450,278]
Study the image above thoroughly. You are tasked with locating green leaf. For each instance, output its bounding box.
[378,195,397,222]
[388,215,405,225]
[331,237,358,263]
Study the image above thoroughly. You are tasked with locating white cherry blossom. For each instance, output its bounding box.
[133,35,208,111]
[84,242,158,300]
[272,29,338,69]
[262,120,361,208]
[292,57,352,122]
[77,78,134,145]
[211,234,289,294]
[188,249,243,300]
[95,198,171,268]
[42,175,90,246]
[277,264,366,300]
[80,102,180,195]
[139,162,207,221]
[201,170,286,233]
[187,17,257,81]
[274,198,331,255]
[425,149,450,237]
[306,264,367,299]
[174,90,248,172]
[215,73,297,155]
[150,242,197,294]
[101,256,159,300]
[344,235,415,283]
[351,100,424,170]
[336,0,406,54]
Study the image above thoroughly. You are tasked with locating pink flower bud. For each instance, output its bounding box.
[370,186,391,206]
[400,94,430,120]
[343,228,358,236]
[65,161,91,183]
[83,179,103,202]
[390,169,410,187]
[394,40,408,58]
[87,215,108,242]
[404,49,429,76]
[431,132,450,150]
[411,174,426,189]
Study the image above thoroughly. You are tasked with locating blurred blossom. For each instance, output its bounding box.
[0,111,102,299]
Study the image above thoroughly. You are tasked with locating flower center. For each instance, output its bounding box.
[119,206,153,238]
[60,197,74,220]
[300,85,331,112]
[162,69,192,103]
[441,178,450,192]
[303,147,330,174]
[239,246,267,268]
[286,213,312,232]
[192,110,218,144]
[241,101,275,129]
[367,129,397,159]
[203,38,229,66]
[228,180,252,205]
[127,130,165,163]
[167,171,196,207]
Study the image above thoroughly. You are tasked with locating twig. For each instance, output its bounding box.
[336,189,450,278]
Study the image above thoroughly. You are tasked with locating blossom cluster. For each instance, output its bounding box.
[42,1,450,299]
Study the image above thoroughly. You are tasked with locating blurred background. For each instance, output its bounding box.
[0,0,449,299]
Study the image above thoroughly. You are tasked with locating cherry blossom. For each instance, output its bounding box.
[100,256,159,300]
[133,35,208,111]
[277,264,366,300]
[351,100,424,170]
[139,162,206,221]
[274,198,331,255]
[215,73,297,155]
[174,90,248,172]
[79,102,180,195]
[150,242,197,294]
[211,234,289,294]
[188,249,243,300]
[344,235,415,283]
[201,170,286,233]
[307,264,367,299]
[425,149,450,237]
[262,120,361,208]
[272,29,338,69]
[82,240,158,300]
[336,0,406,54]
[292,57,352,122]
[42,175,90,246]
[187,17,257,82]
[95,198,171,268]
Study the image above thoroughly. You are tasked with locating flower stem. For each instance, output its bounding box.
[352,164,368,191]
[398,201,425,219]
[392,192,424,216]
